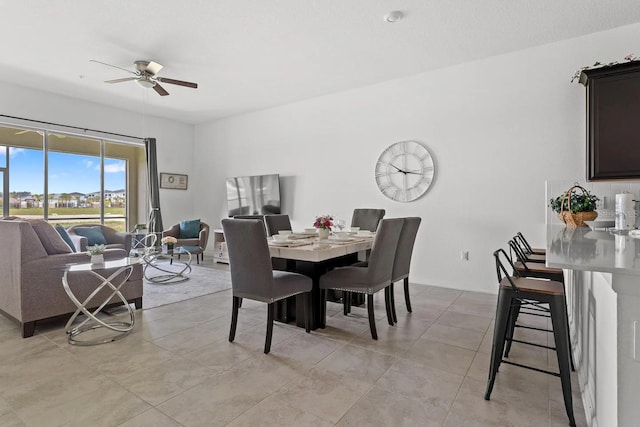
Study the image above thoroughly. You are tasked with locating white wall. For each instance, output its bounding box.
[0,81,194,227]
[194,23,640,293]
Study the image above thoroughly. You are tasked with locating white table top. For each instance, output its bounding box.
[268,236,374,262]
[546,224,640,275]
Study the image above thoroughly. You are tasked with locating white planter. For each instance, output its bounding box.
[90,254,104,264]
[317,228,330,239]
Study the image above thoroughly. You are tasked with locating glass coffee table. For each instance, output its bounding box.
[142,246,194,284]
[62,258,139,346]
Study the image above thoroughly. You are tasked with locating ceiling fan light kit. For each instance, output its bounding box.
[90,59,198,96]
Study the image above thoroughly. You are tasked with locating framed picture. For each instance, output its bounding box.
[160,173,188,190]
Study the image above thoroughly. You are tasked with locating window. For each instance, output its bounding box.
[0,125,146,231]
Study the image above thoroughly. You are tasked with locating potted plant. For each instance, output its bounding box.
[161,236,177,252]
[87,244,106,264]
[549,185,599,227]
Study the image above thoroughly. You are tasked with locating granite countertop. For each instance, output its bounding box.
[546,225,640,275]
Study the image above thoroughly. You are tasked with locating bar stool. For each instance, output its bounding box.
[513,234,546,263]
[516,231,546,255]
[507,239,575,371]
[485,249,576,427]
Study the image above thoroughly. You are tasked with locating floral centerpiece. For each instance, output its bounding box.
[161,236,177,250]
[313,214,333,239]
[313,214,334,230]
[87,244,105,264]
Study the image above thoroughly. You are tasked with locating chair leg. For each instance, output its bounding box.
[404,277,412,313]
[384,287,394,326]
[304,292,310,333]
[265,303,275,354]
[550,298,577,427]
[390,282,397,323]
[238,297,243,308]
[320,289,327,329]
[485,290,512,400]
[229,296,240,342]
[504,301,521,358]
[367,294,378,340]
[343,291,350,316]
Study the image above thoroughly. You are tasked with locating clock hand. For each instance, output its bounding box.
[389,163,407,174]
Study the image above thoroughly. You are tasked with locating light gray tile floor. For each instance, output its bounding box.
[0,262,587,426]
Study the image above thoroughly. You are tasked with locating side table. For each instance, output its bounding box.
[142,247,193,284]
[62,258,139,346]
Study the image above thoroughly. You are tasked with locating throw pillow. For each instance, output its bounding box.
[179,219,201,239]
[55,224,76,252]
[73,226,108,246]
[28,219,73,255]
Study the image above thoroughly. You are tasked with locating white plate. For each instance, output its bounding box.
[269,241,291,246]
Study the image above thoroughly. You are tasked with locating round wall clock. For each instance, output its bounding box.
[375,141,435,202]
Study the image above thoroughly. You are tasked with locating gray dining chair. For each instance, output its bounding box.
[351,208,386,232]
[319,218,404,340]
[389,217,421,322]
[222,218,312,353]
[233,215,267,234]
[264,214,292,236]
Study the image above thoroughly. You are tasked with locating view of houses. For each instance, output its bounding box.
[0,190,126,209]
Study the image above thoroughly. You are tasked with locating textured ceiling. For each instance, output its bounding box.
[1,0,639,124]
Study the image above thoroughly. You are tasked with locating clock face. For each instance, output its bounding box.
[375,141,435,202]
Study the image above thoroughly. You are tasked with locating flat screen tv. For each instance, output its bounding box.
[226,173,281,216]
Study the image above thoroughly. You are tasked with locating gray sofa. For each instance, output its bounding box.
[0,219,143,337]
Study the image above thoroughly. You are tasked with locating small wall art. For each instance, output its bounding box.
[160,173,188,190]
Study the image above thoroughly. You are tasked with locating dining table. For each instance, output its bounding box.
[267,232,374,330]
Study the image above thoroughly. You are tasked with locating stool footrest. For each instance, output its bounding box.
[507,337,555,350]
[516,324,552,333]
[501,359,560,377]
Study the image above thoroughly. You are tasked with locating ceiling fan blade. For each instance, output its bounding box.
[145,61,163,76]
[153,83,169,96]
[90,59,136,75]
[156,77,198,88]
[105,77,138,84]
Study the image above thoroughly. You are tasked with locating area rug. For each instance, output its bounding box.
[143,263,232,309]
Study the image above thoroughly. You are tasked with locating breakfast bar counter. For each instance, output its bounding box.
[546,225,640,427]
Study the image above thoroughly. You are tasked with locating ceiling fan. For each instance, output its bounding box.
[90,59,198,96]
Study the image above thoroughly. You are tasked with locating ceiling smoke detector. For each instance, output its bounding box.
[384,11,403,23]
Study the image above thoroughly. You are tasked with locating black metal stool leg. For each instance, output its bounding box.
[485,290,512,400]
[550,297,576,426]
[504,300,521,358]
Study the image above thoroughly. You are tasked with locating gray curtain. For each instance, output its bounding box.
[145,138,163,245]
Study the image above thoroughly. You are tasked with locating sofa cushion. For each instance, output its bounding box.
[180,219,201,239]
[28,220,73,255]
[73,226,108,246]
[54,224,76,253]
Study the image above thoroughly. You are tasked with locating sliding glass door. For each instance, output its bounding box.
[0,125,146,231]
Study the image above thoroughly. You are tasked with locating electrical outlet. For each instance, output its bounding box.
[461,251,469,261]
